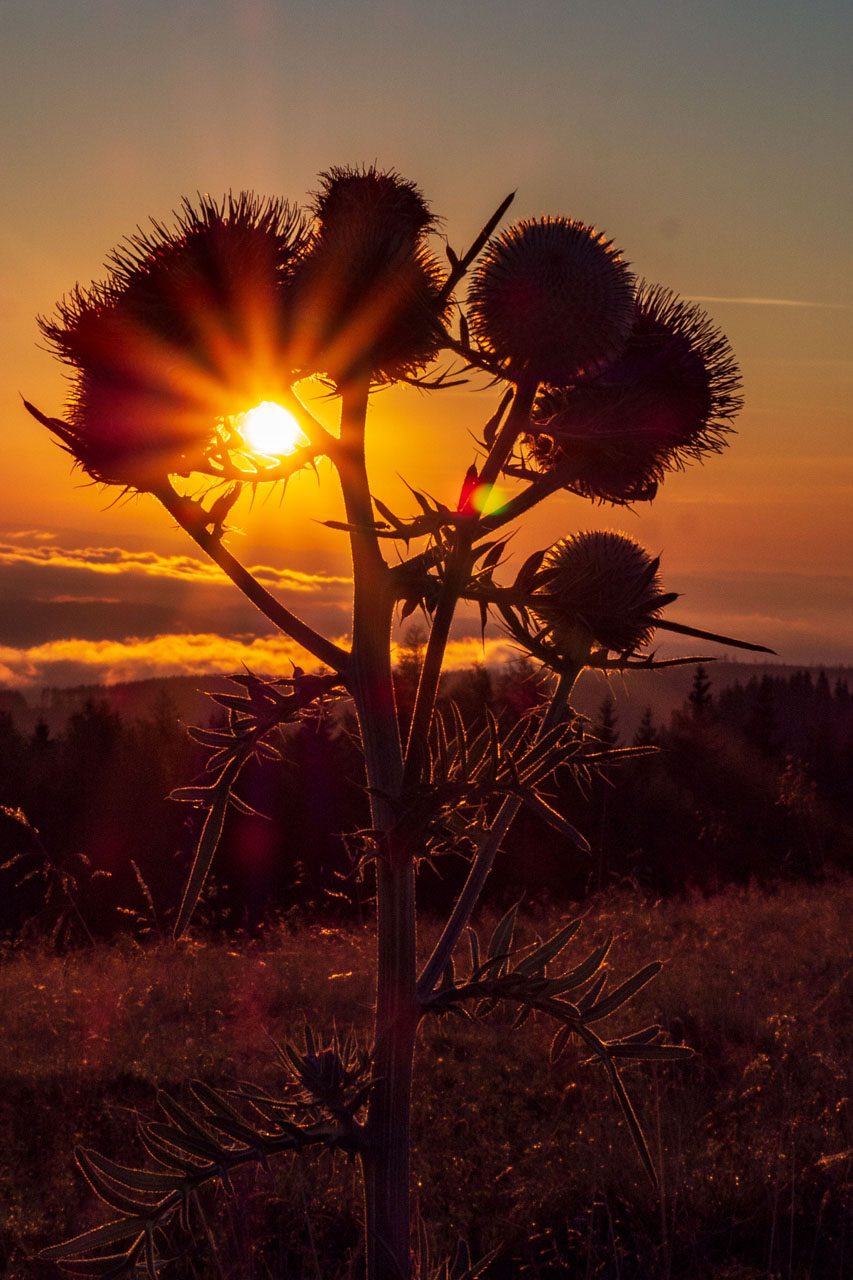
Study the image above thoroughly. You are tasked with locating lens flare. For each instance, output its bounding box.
[240,401,305,455]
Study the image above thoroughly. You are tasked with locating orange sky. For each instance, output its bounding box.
[2,1,851,687]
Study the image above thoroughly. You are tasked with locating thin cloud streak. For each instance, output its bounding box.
[0,541,351,593]
[688,295,850,309]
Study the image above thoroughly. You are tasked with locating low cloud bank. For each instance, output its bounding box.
[0,538,851,689]
[0,632,525,690]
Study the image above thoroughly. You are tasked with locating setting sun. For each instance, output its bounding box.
[240,401,306,456]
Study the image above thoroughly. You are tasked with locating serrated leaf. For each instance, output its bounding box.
[208,692,253,713]
[502,714,533,759]
[606,1043,694,1061]
[373,496,404,529]
[546,937,612,994]
[484,709,501,777]
[79,1149,181,1195]
[46,1250,140,1278]
[173,789,229,940]
[440,955,455,990]
[448,701,468,780]
[478,600,489,643]
[609,1024,661,1047]
[550,1024,572,1064]
[186,725,234,748]
[466,927,480,976]
[576,970,608,1013]
[522,792,590,850]
[458,1242,502,1280]
[199,1112,267,1145]
[582,962,662,1023]
[410,487,436,517]
[157,1091,222,1145]
[482,387,513,447]
[146,1123,222,1163]
[514,917,584,976]
[487,901,519,969]
[514,547,547,595]
[516,721,575,775]
[227,793,267,818]
[40,1219,148,1260]
[76,1149,163,1218]
[137,1124,204,1174]
[169,785,217,805]
[190,1080,247,1127]
[477,538,508,573]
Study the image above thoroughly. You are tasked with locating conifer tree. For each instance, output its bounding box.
[688,663,713,718]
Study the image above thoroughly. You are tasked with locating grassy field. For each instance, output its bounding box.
[3,878,852,1278]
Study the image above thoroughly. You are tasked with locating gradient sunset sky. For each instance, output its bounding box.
[2,0,851,690]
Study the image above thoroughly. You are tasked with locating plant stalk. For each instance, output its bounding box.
[337,377,416,1280]
[156,485,349,675]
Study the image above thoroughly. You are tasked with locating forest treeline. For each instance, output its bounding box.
[1,654,851,940]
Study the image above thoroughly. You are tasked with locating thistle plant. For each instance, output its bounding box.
[27,165,771,1279]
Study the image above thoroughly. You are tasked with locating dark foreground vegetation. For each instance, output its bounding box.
[2,660,852,1277]
[3,879,852,1278]
[2,659,852,940]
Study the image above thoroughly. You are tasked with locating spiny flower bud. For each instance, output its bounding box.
[292,165,450,385]
[527,284,743,503]
[533,531,672,661]
[35,193,307,489]
[313,165,436,242]
[466,217,635,384]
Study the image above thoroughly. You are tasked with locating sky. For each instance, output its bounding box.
[1,0,851,691]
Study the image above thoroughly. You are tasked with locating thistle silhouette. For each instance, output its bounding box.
[28,165,771,1280]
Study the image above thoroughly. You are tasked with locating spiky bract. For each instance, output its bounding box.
[37,193,307,488]
[533,531,670,661]
[292,165,450,385]
[527,284,743,503]
[466,217,635,384]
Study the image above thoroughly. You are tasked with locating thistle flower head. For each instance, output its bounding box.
[527,284,743,502]
[533,531,670,662]
[293,165,450,385]
[466,217,635,384]
[312,164,436,241]
[36,192,307,488]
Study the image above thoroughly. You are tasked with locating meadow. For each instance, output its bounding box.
[3,877,852,1279]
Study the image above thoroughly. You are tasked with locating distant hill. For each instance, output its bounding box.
[2,659,850,740]
[0,674,234,736]
[570,660,853,739]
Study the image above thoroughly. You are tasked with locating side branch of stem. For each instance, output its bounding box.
[156,485,350,676]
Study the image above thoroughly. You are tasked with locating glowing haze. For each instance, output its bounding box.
[1,0,851,689]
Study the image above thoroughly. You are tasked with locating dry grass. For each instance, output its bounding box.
[3,879,852,1277]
